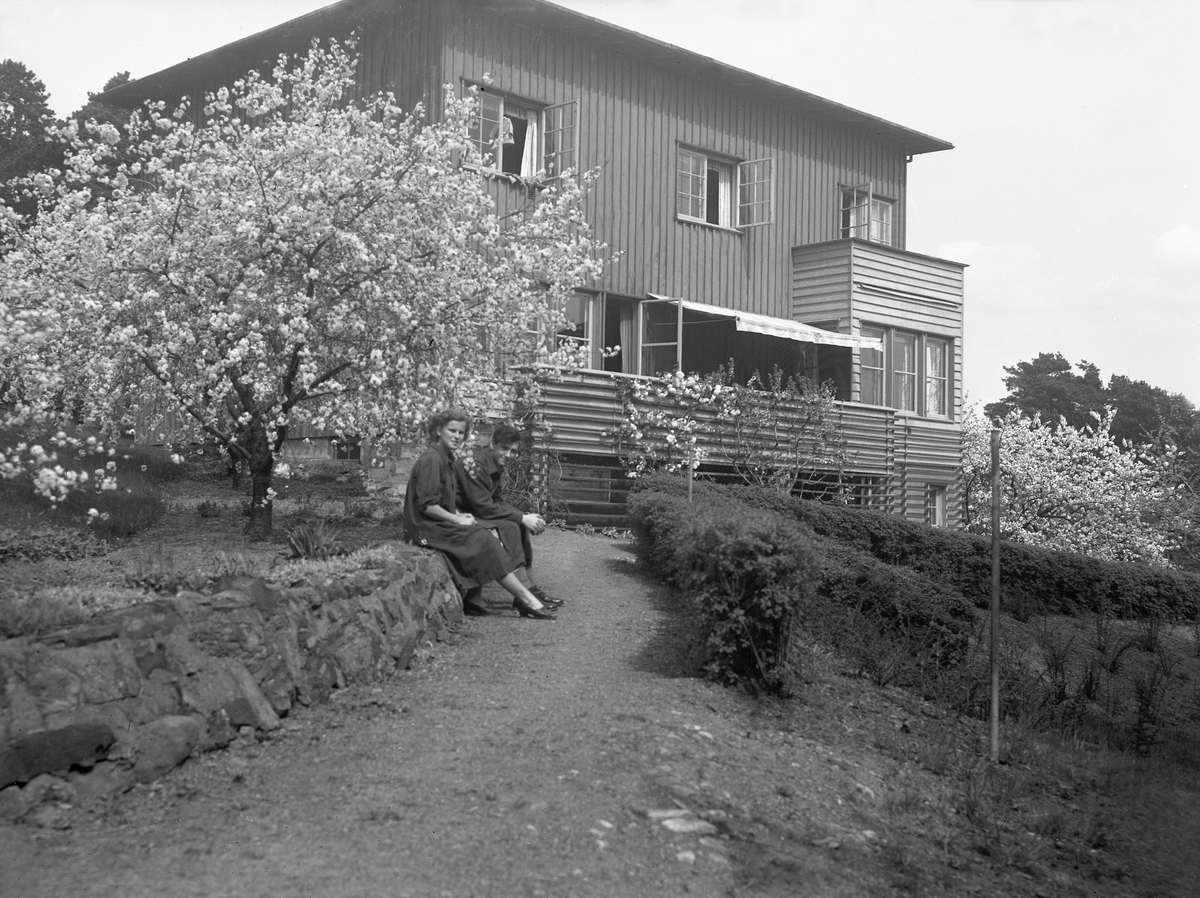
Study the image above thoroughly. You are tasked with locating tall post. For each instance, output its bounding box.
[990,425,1002,763]
[687,441,694,503]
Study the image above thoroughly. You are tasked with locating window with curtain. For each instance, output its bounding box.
[466,85,577,180]
[925,337,948,417]
[858,325,953,418]
[893,332,917,412]
[860,325,885,405]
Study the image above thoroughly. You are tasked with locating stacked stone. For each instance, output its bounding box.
[0,545,460,822]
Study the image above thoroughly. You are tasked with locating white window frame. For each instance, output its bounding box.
[840,183,894,245]
[924,337,949,418]
[639,296,681,376]
[466,83,577,181]
[927,484,948,527]
[860,325,952,419]
[677,146,774,230]
[860,325,886,405]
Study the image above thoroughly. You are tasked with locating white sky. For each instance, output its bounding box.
[3,0,1198,407]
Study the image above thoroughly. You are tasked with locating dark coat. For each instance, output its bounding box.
[454,447,534,568]
[402,442,523,591]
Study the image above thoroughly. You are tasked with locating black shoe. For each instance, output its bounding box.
[463,602,496,617]
[514,599,556,620]
[529,586,564,607]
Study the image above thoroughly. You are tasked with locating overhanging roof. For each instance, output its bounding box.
[648,295,882,350]
[98,0,953,156]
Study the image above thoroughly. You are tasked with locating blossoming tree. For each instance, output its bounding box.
[606,366,849,496]
[961,407,1182,565]
[0,41,603,535]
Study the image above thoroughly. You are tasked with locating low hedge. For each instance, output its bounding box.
[627,490,818,690]
[628,486,976,690]
[632,473,1200,621]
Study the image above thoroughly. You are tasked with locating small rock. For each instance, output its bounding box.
[0,785,30,823]
[22,774,76,807]
[854,782,876,802]
[21,803,74,830]
[70,762,135,806]
[645,808,692,820]
[676,850,696,864]
[133,715,203,783]
[662,818,718,835]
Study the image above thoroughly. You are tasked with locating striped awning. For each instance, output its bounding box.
[647,294,882,350]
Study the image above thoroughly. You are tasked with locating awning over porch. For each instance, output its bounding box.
[647,294,881,350]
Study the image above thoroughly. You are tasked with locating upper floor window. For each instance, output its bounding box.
[677,148,773,229]
[840,184,893,245]
[467,85,577,180]
[859,325,950,418]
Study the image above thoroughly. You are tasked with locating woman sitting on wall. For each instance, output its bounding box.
[402,409,555,620]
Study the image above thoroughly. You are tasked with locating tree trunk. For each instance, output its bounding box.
[243,421,274,538]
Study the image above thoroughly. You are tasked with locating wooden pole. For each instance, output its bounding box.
[990,425,1002,763]
[687,441,694,503]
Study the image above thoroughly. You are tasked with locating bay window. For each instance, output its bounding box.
[859,325,952,418]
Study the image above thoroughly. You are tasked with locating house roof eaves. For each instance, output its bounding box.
[98,0,953,156]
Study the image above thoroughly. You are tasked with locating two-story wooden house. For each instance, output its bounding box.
[104,0,966,526]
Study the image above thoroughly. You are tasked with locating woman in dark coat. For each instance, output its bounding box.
[402,409,554,619]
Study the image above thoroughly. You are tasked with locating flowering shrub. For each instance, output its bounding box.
[962,408,1182,565]
[606,366,848,493]
[0,39,604,534]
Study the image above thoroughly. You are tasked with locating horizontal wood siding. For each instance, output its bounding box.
[530,371,899,477]
[527,371,963,527]
[790,242,855,326]
[439,1,909,319]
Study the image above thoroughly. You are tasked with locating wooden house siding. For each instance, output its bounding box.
[439,1,910,319]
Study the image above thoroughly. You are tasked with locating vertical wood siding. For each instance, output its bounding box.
[438,2,909,318]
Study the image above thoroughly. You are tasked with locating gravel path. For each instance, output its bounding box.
[0,530,812,898]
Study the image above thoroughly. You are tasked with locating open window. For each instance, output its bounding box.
[468,85,577,179]
[636,296,873,396]
[677,148,773,229]
[840,184,893,245]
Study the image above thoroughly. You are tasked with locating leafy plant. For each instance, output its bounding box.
[0,524,109,564]
[286,520,349,560]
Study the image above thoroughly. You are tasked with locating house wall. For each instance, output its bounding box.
[438,1,910,318]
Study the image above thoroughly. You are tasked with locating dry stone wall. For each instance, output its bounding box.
[0,543,461,822]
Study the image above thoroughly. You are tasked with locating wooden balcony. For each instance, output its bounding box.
[523,369,962,525]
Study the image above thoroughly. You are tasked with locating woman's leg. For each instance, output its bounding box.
[497,571,544,609]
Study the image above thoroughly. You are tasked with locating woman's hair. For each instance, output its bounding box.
[426,408,472,440]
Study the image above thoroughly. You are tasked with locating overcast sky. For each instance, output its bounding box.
[3,0,1198,407]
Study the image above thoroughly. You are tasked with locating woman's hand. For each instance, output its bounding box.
[453,512,477,526]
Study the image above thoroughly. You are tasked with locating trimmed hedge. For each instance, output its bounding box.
[628,486,976,690]
[632,473,1200,621]
[628,490,818,690]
